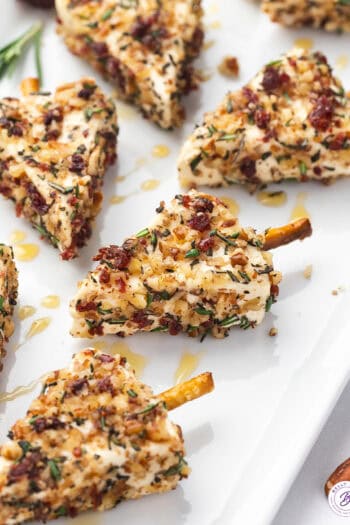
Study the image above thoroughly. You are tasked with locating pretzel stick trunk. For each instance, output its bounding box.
[325,458,350,496]
[263,218,312,250]
[20,77,40,96]
[158,372,214,411]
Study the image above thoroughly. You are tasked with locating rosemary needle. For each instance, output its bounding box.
[0,22,43,85]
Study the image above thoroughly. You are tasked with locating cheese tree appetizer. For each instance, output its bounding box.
[55,0,204,129]
[0,348,214,524]
[262,0,350,33]
[70,191,312,340]
[0,245,18,371]
[0,77,117,260]
[178,48,349,189]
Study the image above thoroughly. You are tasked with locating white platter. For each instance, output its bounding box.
[1,1,350,524]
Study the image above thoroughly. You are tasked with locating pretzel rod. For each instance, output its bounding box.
[20,77,40,96]
[158,372,214,411]
[264,218,312,250]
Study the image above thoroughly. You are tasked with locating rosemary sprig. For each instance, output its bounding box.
[0,22,43,85]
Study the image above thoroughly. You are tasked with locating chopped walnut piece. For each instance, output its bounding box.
[218,56,239,77]
[303,264,313,279]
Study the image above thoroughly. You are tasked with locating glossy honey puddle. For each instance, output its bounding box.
[152,144,170,158]
[290,192,310,220]
[336,55,349,70]
[219,196,240,216]
[18,305,37,320]
[41,295,60,309]
[92,341,148,378]
[26,317,52,339]
[257,190,287,207]
[0,374,46,403]
[10,230,26,244]
[13,243,39,262]
[294,38,314,50]
[174,351,204,385]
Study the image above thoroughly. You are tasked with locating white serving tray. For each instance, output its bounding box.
[1,1,350,524]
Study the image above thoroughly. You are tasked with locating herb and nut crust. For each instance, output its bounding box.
[70,191,281,340]
[0,78,118,260]
[262,0,350,33]
[0,245,18,371]
[178,48,349,189]
[0,349,187,524]
[56,0,204,129]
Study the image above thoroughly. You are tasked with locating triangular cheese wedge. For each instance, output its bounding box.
[178,48,349,188]
[70,191,281,339]
[0,349,187,524]
[0,78,117,260]
[0,245,18,370]
[56,0,204,129]
[262,0,350,32]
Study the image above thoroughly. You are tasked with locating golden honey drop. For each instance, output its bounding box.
[14,243,39,262]
[152,144,170,158]
[294,38,313,50]
[110,195,126,205]
[10,230,26,244]
[209,20,221,29]
[18,305,36,320]
[204,40,215,50]
[219,196,240,216]
[41,295,60,309]
[141,179,160,191]
[257,190,287,207]
[0,375,46,403]
[26,317,51,339]
[174,351,204,385]
[336,55,349,70]
[110,341,147,377]
[290,192,310,220]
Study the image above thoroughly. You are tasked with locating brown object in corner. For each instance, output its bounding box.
[325,458,350,496]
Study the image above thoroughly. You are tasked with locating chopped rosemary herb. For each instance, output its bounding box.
[185,248,200,258]
[136,227,149,238]
[0,22,43,85]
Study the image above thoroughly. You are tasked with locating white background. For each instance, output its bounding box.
[1,1,350,524]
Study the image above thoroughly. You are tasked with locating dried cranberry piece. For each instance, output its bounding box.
[99,354,115,363]
[262,67,281,91]
[44,108,63,126]
[327,133,347,150]
[8,452,42,483]
[242,87,259,104]
[99,268,110,284]
[309,95,334,132]
[76,301,96,312]
[198,237,215,252]
[192,197,214,213]
[188,213,211,232]
[254,109,270,129]
[33,417,65,433]
[91,42,108,57]
[26,182,49,215]
[132,310,152,328]
[94,245,131,270]
[97,376,115,395]
[70,377,88,395]
[240,157,256,179]
[70,154,85,173]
